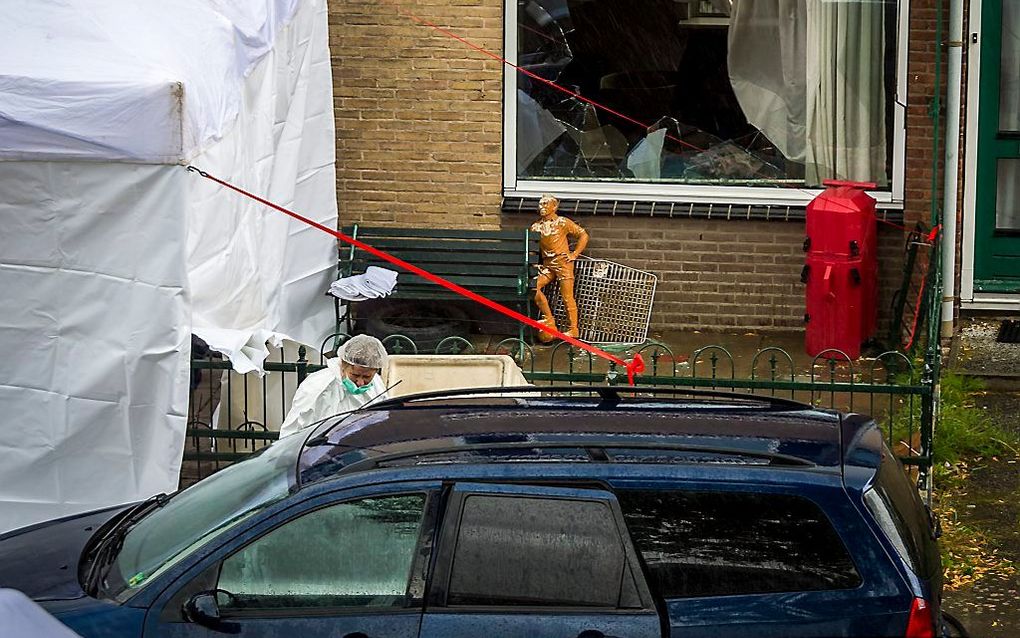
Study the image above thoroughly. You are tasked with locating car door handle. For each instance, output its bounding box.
[342,633,369,638]
[576,631,605,638]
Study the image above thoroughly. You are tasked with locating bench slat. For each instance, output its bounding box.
[390,290,528,301]
[348,238,532,254]
[389,275,524,288]
[342,227,529,241]
[353,261,527,277]
[351,251,526,265]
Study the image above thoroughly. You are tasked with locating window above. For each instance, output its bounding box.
[505,0,905,202]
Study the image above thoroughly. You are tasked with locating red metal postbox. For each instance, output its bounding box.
[803,254,866,359]
[803,180,878,359]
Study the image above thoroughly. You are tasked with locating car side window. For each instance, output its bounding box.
[216,494,426,611]
[618,490,861,598]
[446,495,637,608]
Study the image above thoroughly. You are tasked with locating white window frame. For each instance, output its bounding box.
[502,0,909,208]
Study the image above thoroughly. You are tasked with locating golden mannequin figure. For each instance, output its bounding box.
[530,194,589,341]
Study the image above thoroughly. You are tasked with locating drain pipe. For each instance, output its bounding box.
[941,0,964,338]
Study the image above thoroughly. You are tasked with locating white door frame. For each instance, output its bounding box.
[961,0,1020,309]
[961,0,982,304]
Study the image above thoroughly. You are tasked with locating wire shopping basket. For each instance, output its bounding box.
[547,256,657,344]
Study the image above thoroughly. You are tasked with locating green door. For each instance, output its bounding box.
[975,0,1020,292]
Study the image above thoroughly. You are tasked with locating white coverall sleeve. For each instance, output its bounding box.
[279,368,337,439]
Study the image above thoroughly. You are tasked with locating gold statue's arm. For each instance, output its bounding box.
[568,228,589,262]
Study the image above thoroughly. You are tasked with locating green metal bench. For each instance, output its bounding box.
[336,225,538,345]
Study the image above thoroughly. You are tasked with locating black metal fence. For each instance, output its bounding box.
[185,335,936,489]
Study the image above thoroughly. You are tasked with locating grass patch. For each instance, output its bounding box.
[929,373,1020,590]
[886,372,1019,465]
[933,374,1019,464]
[882,372,1019,589]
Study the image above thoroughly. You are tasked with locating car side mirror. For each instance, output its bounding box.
[184,591,239,634]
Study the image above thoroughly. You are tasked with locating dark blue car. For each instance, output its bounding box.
[0,388,946,637]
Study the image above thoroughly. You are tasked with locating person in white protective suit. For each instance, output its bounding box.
[278,334,389,438]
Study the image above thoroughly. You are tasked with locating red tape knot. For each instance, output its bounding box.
[626,353,645,385]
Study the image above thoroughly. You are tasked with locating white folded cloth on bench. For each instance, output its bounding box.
[329,266,398,301]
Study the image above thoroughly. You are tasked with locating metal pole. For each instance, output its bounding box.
[941,0,965,337]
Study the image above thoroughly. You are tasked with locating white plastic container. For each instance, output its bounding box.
[383,355,530,397]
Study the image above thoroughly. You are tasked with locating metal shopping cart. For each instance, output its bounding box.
[546,256,657,344]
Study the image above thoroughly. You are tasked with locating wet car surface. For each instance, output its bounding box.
[0,387,947,638]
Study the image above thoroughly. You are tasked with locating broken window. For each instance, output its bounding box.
[514,0,898,188]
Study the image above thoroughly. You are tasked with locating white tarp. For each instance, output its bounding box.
[1,0,298,162]
[0,0,338,533]
[0,589,81,638]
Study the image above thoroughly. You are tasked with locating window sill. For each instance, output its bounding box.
[505,181,903,210]
[502,195,905,224]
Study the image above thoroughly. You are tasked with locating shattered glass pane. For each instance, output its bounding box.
[515,0,899,188]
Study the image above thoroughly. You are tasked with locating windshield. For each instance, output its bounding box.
[103,431,305,601]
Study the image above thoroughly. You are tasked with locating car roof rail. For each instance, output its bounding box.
[364,385,815,412]
[332,440,818,477]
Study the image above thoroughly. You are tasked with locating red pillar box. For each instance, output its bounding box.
[803,180,878,359]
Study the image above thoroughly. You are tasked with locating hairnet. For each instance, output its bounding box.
[341,334,388,370]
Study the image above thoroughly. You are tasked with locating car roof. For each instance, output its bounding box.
[296,386,879,488]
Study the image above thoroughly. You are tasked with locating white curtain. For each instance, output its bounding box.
[516,89,567,173]
[728,0,887,185]
[728,0,807,162]
[804,0,887,184]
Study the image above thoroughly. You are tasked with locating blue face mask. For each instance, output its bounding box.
[341,376,373,395]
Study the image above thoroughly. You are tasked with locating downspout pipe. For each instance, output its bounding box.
[941,0,964,337]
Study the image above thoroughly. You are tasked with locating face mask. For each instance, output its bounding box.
[341,376,373,395]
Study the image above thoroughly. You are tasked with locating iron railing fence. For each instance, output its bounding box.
[185,334,933,489]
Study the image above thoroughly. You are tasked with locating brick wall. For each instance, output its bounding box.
[904,0,947,228]
[328,0,930,334]
[903,0,950,332]
[502,214,903,333]
[330,0,504,229]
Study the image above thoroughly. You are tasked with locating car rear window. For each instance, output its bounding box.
[618,490,861,598]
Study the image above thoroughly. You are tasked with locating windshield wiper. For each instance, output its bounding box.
[83,493,171,596]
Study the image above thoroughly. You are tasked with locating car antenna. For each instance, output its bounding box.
[303,379,403,447]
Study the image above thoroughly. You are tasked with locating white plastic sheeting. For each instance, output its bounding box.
[0,0,338,532]
[186,0,338,372]
[0,589,81,638]
[0,163,191,533]
[0,0,299,162]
